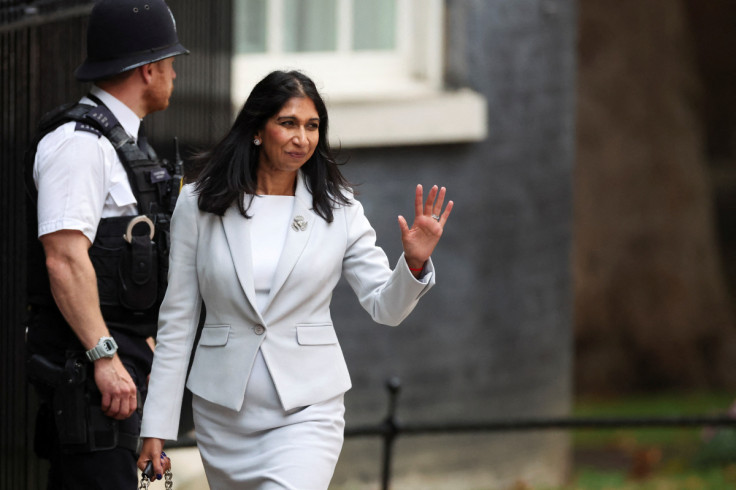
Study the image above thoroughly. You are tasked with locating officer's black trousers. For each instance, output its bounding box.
[46,446,138,490]
[27,305,153,490]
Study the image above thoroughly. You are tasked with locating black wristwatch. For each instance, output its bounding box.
[85,336,118,362]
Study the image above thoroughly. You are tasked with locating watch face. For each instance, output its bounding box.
[103,339,116,354]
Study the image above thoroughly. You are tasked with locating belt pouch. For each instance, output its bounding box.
[119,234,158,311]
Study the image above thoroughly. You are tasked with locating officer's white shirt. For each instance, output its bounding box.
[34,85,141,243]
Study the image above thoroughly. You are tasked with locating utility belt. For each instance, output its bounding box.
[27,352,141,455]
[27,213,169,337]
[90,213,170,338]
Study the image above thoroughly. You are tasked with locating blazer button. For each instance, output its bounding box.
[254,325,265,335]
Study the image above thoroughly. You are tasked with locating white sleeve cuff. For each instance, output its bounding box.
[38,218,96,243]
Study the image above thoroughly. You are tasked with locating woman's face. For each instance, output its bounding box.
[256,96,320,176]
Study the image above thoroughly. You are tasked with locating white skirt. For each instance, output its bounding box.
[192,350,345,490]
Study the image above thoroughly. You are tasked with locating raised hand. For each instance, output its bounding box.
[398,184,453,274]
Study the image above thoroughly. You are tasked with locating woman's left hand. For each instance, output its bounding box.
[137,438,171,481]
[398,184,453,273]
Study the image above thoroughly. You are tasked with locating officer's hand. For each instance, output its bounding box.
[93,356,137,419]
[138,438,170,481]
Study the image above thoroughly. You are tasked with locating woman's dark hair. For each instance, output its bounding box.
[193,70,351,222]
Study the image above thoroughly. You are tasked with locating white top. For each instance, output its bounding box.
[34,85,141,243]
[246,194,296,409]
[248,195,295,312]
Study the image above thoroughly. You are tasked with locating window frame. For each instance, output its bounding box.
[231,0,443,103]
[231,0,487,148]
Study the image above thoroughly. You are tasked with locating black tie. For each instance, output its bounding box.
[137,121,151,155]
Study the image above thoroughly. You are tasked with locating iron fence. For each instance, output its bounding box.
[0,1,92,31]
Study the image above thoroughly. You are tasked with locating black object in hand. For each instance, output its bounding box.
[142,460,155,480]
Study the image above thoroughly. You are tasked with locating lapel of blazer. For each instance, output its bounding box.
[220,199,262,318]
[262,173,315,313]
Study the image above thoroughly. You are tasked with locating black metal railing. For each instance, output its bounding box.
[0,0,93,30]
[169,377,736,489]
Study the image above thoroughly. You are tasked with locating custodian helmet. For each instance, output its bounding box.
[74,0,189,82]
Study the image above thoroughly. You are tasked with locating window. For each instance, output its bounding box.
[232,0,441,101]
[232,0,487,147]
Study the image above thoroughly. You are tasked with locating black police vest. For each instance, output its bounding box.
[25,98,180,337]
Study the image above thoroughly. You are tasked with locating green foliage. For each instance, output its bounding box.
[554,392,736,489]
[560,465,736,489]
[572,392,734,448]
[693,429,736,468]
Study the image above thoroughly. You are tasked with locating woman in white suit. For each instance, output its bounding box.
[137,70,453,488]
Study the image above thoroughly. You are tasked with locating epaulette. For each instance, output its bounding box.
[75,121,103,137]
[85,105,117,133]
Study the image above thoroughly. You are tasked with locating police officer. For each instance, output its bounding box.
[25,1,187,488]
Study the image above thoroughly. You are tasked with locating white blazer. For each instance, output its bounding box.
[141,174,435,440]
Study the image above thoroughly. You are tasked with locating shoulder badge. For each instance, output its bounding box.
[75,121,103,137]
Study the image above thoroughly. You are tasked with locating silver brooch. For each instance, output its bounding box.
[291,215,308,231]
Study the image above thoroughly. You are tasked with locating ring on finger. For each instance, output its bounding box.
[431,214,440,221]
